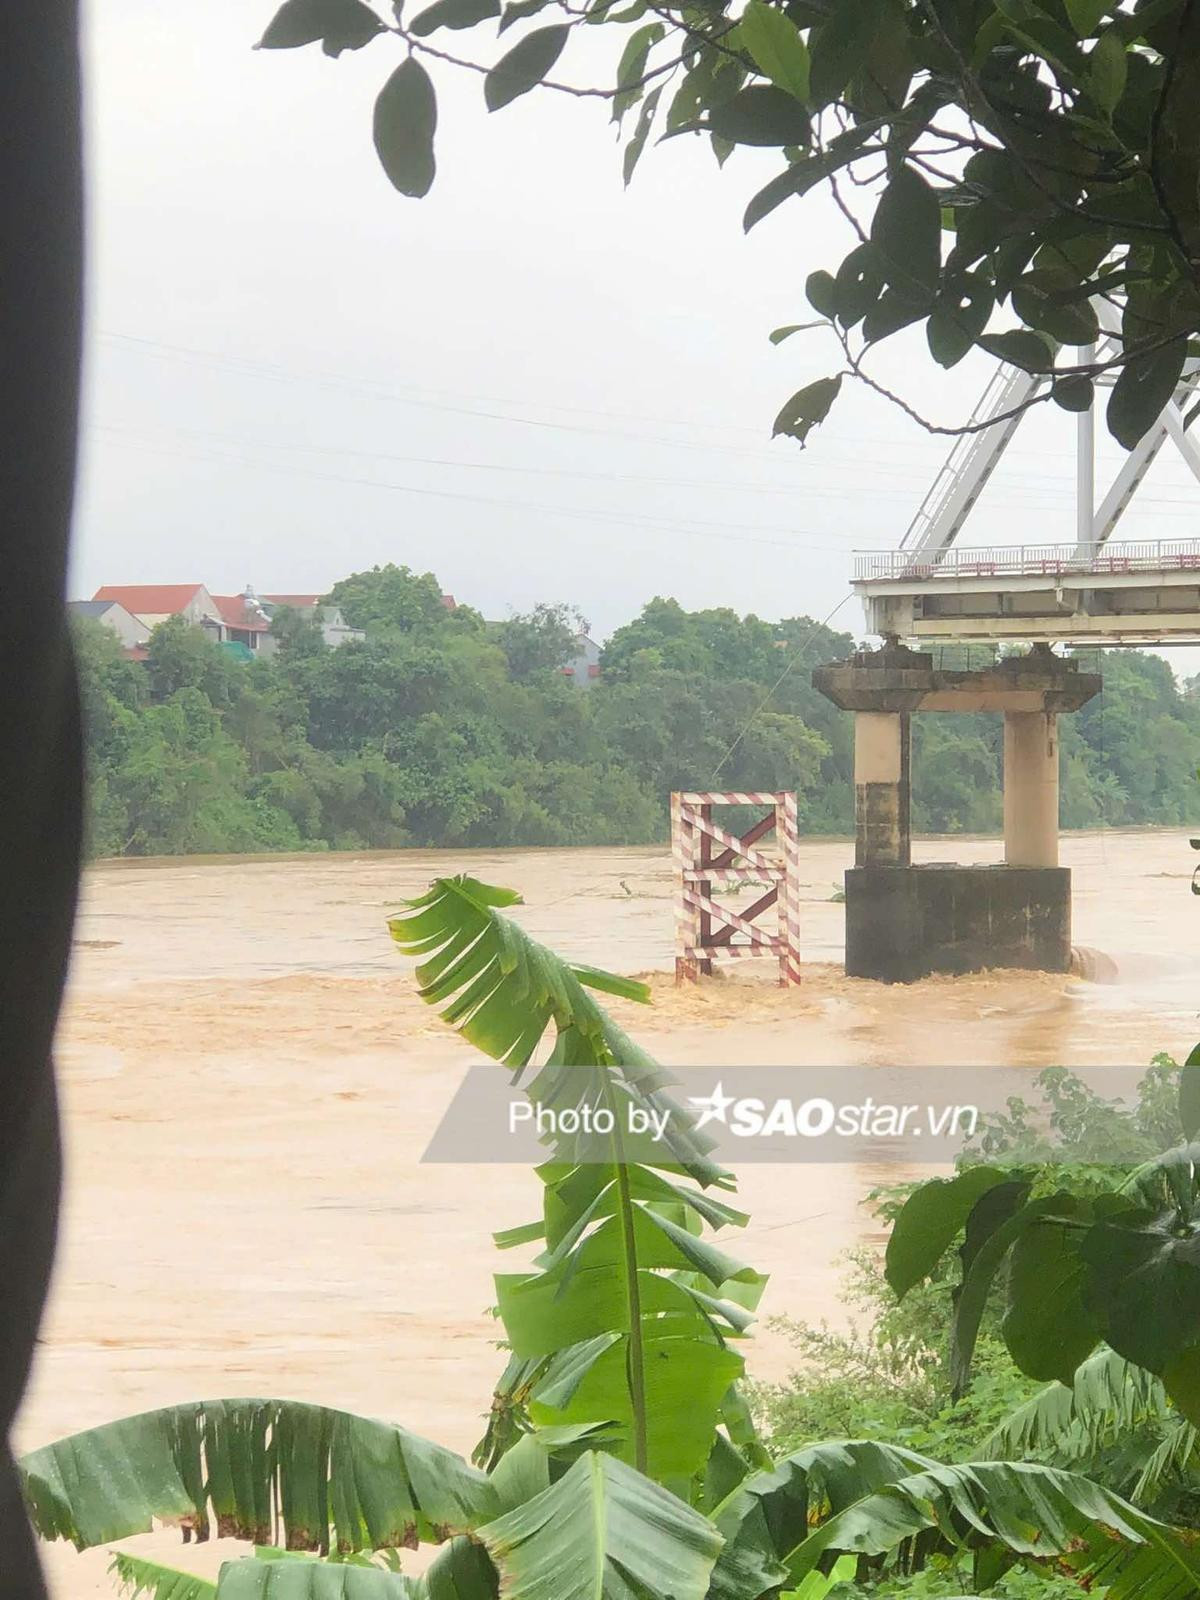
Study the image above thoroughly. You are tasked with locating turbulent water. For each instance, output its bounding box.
[22,830,1199,1595]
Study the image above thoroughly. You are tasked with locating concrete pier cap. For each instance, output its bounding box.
[811,640,1102,716]
[812,643,1101,981]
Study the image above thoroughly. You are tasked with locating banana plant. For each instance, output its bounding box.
[20,876,1200,1599]
[981,1346,1200,1512]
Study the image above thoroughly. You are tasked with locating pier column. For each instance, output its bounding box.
[1004,711,1059,867]
[854,711,911,866]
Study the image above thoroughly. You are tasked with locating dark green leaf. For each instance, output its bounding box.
[622,86,662,186]
[742,123,883,232]
[1164,1345,1200,1426]
[1107,335,1187,448]
[410,0,500,35]
[809,0,883,107]
[832,242,885,327]
[870,164,942,297]
[485,25,570,112]
[1088,29,1127,112]
[862,288,927,344]
[612,22,663,124]
[926,273,993,367]
[1180,1045,1200,1141]
[1053,373,1095,411]
[709,86,810,146]
[744,165,806,231]
[769,320,826,344]
[373,59,437,199]
[1080,1201,1200,1373]
[979,329,1056,372]
[1065,0,1109,35]
[257,0,385,55]
[953,1198,1071,1394]
[1012,271,1100,344]
[1002,1210,1101,1384]
[738,1,811,100]
[805,269,837,318]
[885,1166,1010,1298]
[499,0,550,32]
[771,375,842,445]
[1002,14,1084,77]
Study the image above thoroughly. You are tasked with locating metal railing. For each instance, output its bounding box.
[854,538,1200,583]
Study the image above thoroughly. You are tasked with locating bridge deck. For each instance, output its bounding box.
[852,538,1200,645]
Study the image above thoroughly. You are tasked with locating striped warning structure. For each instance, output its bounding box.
[670,791,802,987]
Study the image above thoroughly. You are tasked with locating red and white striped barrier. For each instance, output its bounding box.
[670,791,802,987]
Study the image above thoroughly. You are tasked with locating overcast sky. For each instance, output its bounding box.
[74,1,1200,652]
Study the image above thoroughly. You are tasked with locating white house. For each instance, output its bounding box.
[67,598,151,650]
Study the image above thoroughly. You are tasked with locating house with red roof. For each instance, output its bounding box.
[206,592,274,653]
[92,583,223,632]
[84,583,370,657]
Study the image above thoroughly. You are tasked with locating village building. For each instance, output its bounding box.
[79,583,366,657]
[66,598,151,652]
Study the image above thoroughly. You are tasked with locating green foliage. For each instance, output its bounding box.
[258,0,1200,446]
[324,566,452,635]
[73,589,1200,859]
[480,1451,722,1600]
[492,603,583,682]
[888,1042,1200,1444]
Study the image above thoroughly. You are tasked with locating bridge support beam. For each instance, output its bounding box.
[854,711,910,866]
[1003,711,1059,868]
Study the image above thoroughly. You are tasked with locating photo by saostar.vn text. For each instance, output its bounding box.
[508,1082,980,1142]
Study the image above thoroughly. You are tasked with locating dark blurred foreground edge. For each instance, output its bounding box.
[0,3,85,1595]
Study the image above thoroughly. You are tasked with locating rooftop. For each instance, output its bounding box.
[211,593,271,632]
[93,583,206,612]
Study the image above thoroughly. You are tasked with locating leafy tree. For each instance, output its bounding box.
[494,602,586,682]
[145,616,243,709]
[326,563,452,634]
[912,714,1002,834]
[257,0,1200,450]
[20,876,1200,1598]
[268,603,328,660]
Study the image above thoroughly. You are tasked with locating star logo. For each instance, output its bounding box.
[688,1081,737,1129]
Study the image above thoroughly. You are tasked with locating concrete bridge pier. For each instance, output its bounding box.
[1003,710,1059,869]
[813,645,1100,983]
[854,711,911,866]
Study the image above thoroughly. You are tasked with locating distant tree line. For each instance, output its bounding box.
[72,564,1200,857]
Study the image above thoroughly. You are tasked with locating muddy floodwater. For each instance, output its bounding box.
[20,830,1200,1595]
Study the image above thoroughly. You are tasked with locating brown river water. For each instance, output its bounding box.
[19,830,1199,1595]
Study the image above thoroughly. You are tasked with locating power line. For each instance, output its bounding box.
[709,595,855,782]
[100,328,1200,481]
[92,429,855,554]
[90,420,1200,527]
[90,420,900,508]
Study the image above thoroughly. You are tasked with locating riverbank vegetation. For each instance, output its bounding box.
[73,563,1200,856]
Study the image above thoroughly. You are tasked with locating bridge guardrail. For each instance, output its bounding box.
[854,539,1200,583]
